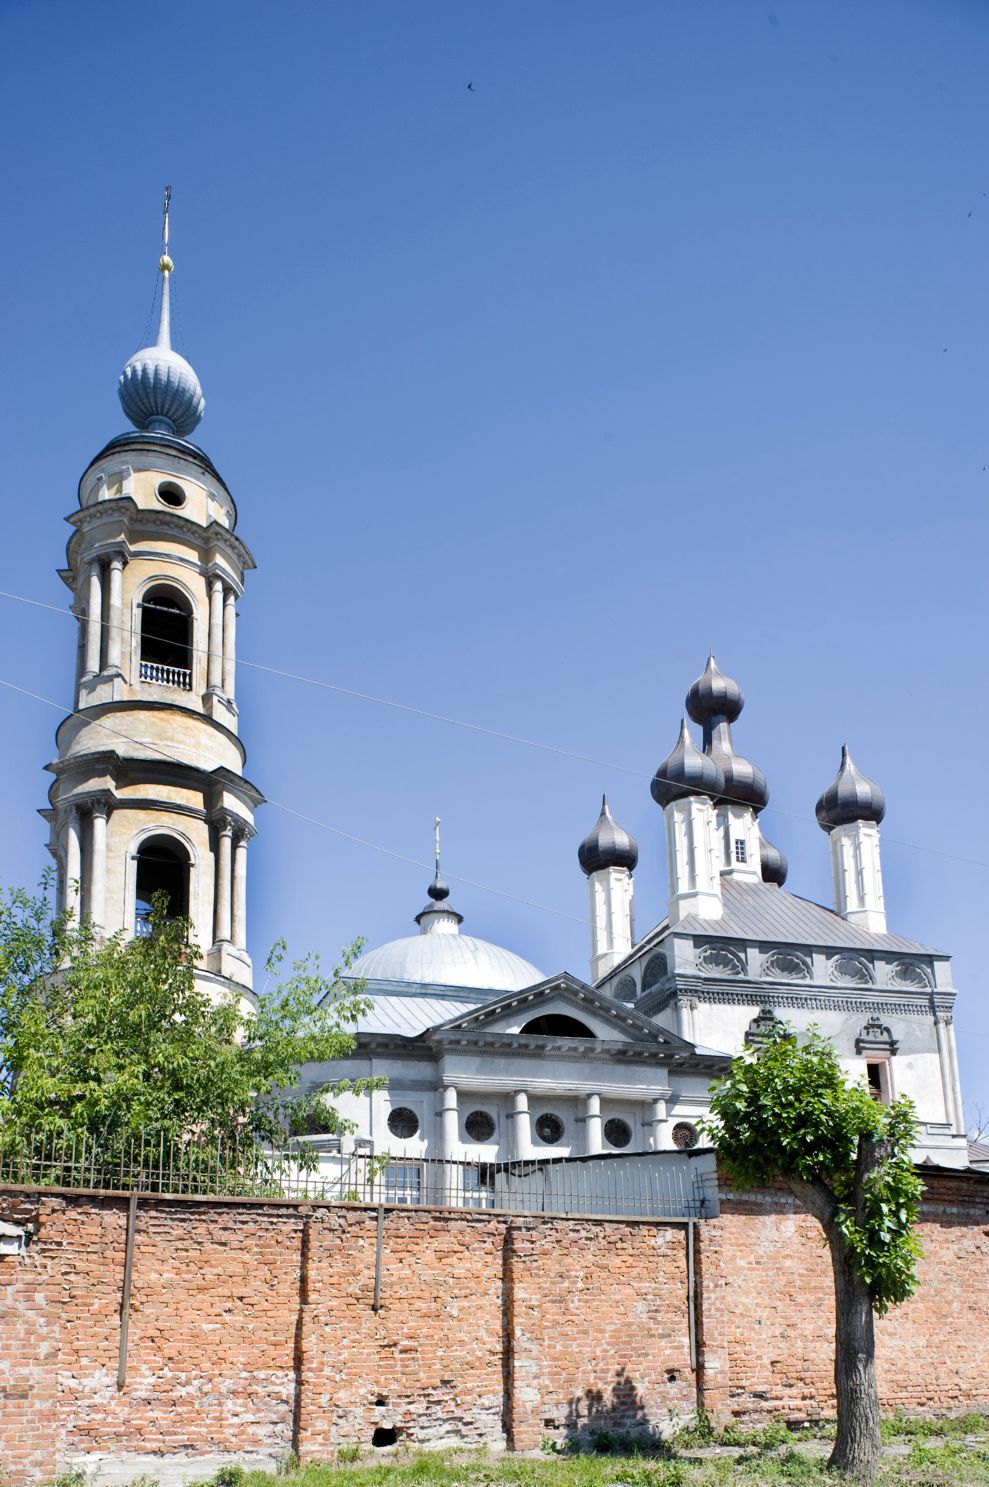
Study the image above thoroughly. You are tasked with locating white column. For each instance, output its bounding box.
[105,554,125,674]
[90,800,109,935]
[945,1016,965,1136]
[232,828,249,950]
[64,807,82,920]
[83,560,103,678]
[587,867,635,981]
[934,1014,959,1131]
[678,997,698,1043]
[584,1093,602,1155]
[649,1098,667,1151]
[222,588,237,699]
[664,796,723,924]
[512,1091,531,1161]
[214,817,233,944]
[207,578,224,691]
[440,1086,459,1158]
[829,820,887,933]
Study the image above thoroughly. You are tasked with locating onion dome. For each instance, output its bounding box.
[578,795,639,876]
[759,832,788,887]
[686,654,743,725]
[415,867,464,929]
[651,719,726,808]
[816,745,885,830]
[710,740,769,812]
[118,253,205,439]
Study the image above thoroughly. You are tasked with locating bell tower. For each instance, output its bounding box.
[42,193,263,999]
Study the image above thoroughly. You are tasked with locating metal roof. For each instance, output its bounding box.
[355,989,484,1036]
[350,933,544,993]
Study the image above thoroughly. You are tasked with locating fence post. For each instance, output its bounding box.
[117,1192,139,1390]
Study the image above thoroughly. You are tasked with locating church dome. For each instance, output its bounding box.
[711,746,769,812]
[651,719,725,808]
[578,795,638,875]
[686,654,743,725]
[118,255,205,439]
[350,934,544,992]
[815,745,885,831]
[759,832,788,886]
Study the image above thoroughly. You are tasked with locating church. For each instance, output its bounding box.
[40,221,970,1184]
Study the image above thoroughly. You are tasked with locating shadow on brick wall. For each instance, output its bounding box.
[563,1368,671,1455]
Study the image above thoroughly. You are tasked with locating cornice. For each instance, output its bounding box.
[65,498,255,575]
[639,976,954,1019]
[45,742,264,812]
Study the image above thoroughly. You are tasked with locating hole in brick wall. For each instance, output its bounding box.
[666,1371,679,1384]
[374,1397,387,1407]
[372,1428,397,1449]
[543,1418,557,1429]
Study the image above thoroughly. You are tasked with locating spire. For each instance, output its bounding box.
[415,817,463,934]
[118,186,206,440]
[686,653,768,811]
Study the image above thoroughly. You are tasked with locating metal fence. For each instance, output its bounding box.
[0,1127,714,1220]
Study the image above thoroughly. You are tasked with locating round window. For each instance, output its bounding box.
[465,1110,496,1142]
[386,1107,419,1140]
[672,1121,698,1150]
[604,1117,632,1149]
[535,1113,565,1145]
[156,480,187,509]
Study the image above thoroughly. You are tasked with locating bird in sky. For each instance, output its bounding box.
[467,81,475,92]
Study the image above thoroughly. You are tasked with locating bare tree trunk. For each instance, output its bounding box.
[827,1228,881,1479]
[788,1144,885,1482]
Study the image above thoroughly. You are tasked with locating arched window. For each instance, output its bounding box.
[520,1014,595,1038]
[135,835,190,936]
[140,587,193,690]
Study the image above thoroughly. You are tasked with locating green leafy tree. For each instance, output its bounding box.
[704,1028,923,1483]
[0,878,377,1179]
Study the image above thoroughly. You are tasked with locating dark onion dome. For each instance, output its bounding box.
[709,736,769,812]
[686,654,743,725]
[815,745,886,831]
[759,832,788,887]
[415,868,464,926]
[577,795,639,876]
[651,719,726,808]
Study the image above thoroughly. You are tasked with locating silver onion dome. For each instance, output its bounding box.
[118,254,205,439]
[651,718,726,808]
[815,745,886,831]
[578,795,639,876]
[686,654,743,725]
[759,832,788,886]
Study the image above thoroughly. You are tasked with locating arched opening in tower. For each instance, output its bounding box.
[135,836,190,936]
[140,590,193,688]
[519,1014,596,1038]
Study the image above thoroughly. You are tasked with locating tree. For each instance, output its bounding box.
[0,878,377,1178]
[703,1028,923,1482]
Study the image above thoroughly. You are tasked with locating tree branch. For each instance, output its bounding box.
[786,1174,839,1228]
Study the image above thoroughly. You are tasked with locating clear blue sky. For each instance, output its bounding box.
[2,0,988,1116]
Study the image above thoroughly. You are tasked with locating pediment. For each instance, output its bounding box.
[426,973,693,1048]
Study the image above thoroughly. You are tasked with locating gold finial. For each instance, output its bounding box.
[159,184,173,274]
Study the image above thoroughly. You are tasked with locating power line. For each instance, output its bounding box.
[0,584,986,872]
[0,675,584,925]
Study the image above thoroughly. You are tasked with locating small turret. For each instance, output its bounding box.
[816,747,887,932]
[578,797,637,981]
[652,720,724,924]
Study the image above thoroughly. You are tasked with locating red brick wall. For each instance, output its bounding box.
[1,1171,987,1485]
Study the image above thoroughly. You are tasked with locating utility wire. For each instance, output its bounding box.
[0,675,584,925]
[0,585,986,871]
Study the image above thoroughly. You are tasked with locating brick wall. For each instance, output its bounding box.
[1,1170,987,1485]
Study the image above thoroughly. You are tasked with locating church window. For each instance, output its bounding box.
[134,836,189,936]
[604,1117,632,1149]
[613,975,637,1003]
[642,953,667,992]
[462,1166,495,1208]
[534,1113,565,1145]
[386,1107,419,1140]
[465,1110,496,1142]
[140,588,193,689]
[671,1121,699,1150]
[734,839,747,863]
[520,1014,595,1038]
[380,1162,420,1204]
[156,480,187,509]
[865,1060,892,1104]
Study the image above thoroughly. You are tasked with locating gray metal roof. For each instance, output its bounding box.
[355,989,484,1036]
[350,932,544,992]
[611,878,943,971]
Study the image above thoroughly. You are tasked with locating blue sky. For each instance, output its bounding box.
[2,0,988,1115]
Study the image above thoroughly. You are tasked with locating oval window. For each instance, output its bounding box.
[156,480,187,509]
[465,1110,496,1142]
[534,1113,565,1145]
[672,1122,698,1150]
[604,1117,632,1149]
[386,1107,419,1140]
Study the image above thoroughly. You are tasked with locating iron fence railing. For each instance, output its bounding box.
[0,1127,713,1219]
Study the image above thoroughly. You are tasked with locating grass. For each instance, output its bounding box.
[50,1418,989,1487]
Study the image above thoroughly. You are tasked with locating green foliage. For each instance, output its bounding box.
[0,879,379,1169]
[703,1028,923,1314]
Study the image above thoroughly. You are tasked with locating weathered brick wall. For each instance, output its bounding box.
[1,1171,988,1485]
[696,1173,989,1422]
